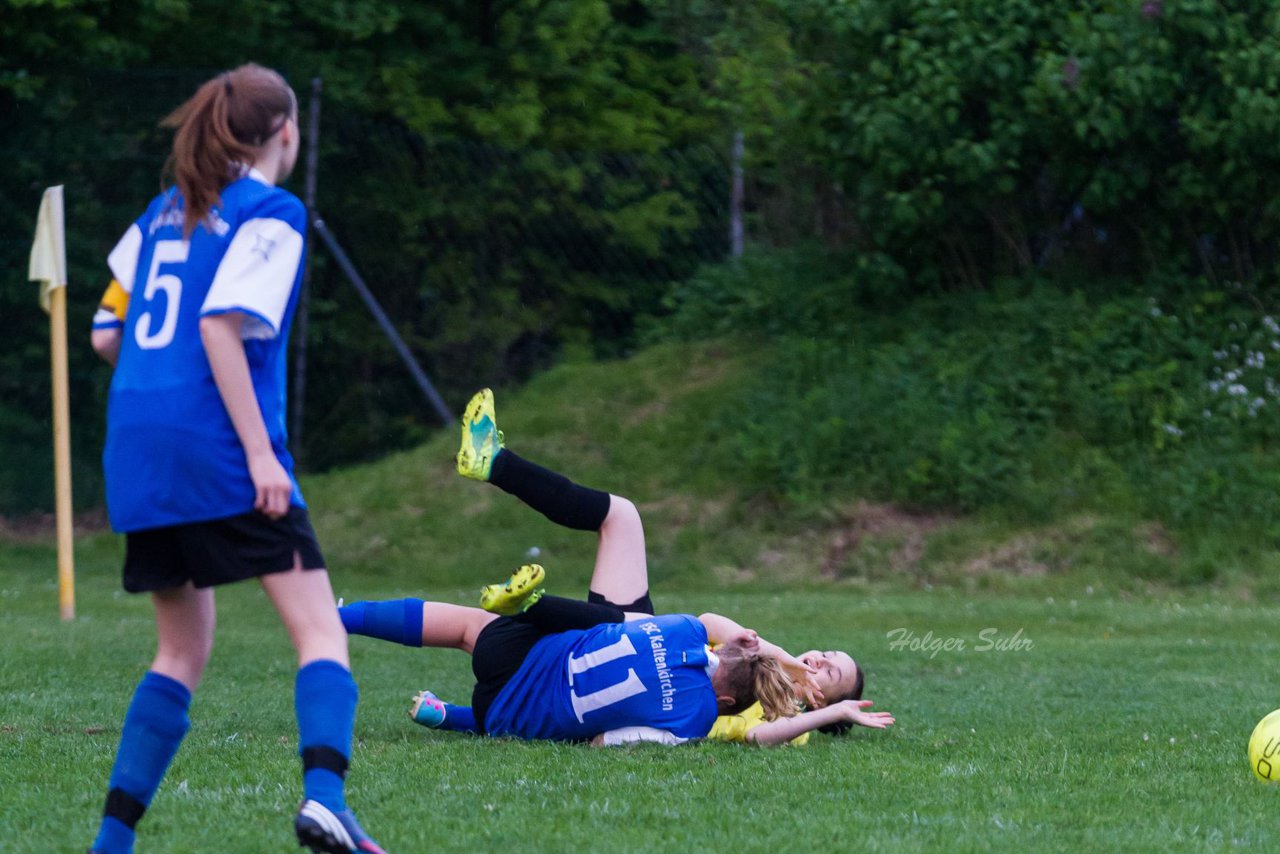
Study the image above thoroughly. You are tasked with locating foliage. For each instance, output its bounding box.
[0,0,733,509]
[656,249,1280,540]
[9,0,1280,517]
[299,132,728,469]
[730,0,1280,287]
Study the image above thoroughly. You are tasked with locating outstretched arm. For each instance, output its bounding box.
[745,700,895,746]
[697,612,820,702]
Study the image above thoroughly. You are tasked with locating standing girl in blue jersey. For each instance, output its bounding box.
[88,64,385,854]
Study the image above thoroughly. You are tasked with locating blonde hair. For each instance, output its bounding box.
[716,646,802,721]
[752,655,802,721]
[160,63,296,237]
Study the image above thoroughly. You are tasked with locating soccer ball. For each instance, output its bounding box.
[1248,709,1280,781]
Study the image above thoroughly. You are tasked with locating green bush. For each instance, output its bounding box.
[735,0,1280,289]
[657,249,1280,535]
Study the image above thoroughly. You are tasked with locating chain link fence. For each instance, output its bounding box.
[0,71,738,511]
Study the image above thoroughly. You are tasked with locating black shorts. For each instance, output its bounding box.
[470,618,544,735]
[588,589,655,615]
[122,506,326,593]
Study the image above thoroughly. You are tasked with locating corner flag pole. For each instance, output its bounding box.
[29,185,76,621]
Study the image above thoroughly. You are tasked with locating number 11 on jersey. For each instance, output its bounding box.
[567,634,648,722]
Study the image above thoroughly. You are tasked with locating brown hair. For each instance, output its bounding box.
[160,63,297,237]
[716,646,801,722]
[817,661,865,736]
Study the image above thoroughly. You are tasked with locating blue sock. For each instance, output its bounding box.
[296,659,357,812]
[439,703,478,734]
[339,598,424,647]
[92,671,192,854]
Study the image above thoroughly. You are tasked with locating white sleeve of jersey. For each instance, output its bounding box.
[107,224,143,293]
[201,216,304,340]
[598,727,688,747]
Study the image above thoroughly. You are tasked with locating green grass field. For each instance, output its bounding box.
[5,558,1280,851]
[5,341,1280,851]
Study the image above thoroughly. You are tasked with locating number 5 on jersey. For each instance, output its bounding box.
[135,239,188,349]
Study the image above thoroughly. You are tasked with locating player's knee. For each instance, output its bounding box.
[603,495,641,531]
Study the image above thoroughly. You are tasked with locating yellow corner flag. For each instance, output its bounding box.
[29,185,67,313]
[29,185,76,620]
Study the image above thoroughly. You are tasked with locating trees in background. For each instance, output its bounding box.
[731,0,1280,289]
[5,0,1280,512]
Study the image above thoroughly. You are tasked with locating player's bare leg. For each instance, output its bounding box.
[587,495,651,614]
[262,555,385,854]
[455,389,649,612]
[90,585,212,854]
[339,596,497,654]
[151,582,216,689]
[417,602,498,653]
[260,556,349,667]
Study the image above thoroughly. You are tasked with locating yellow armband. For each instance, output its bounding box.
[100,279,129,322]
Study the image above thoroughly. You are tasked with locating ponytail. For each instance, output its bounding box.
[160,63,296,238]
[751,655,801,722]
[715,646,802,721]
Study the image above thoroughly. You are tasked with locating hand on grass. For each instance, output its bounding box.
[838,699,895,729]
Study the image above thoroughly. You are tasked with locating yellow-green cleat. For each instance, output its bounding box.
[480,564,546,616]
[456,388,505,481]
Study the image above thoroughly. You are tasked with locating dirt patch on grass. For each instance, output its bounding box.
[627,400,669,426]
[821,502,951,579]
[820,507,1136,582]
[960,515,1115,577]
[1134,521,1178,557]
[963,535,1051,577]
[639,494,732,529]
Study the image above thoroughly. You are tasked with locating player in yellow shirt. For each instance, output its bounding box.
[708,668,891,745]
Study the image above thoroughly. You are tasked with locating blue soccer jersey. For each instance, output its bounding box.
[102,170,307,532]
[483,614,721,743]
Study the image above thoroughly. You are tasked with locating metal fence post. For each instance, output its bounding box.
[730,130,745,258]
[291,77,323,465]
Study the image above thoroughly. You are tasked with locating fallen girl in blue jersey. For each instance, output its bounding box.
[411,647,892,744]
[402,572,894,746]
[87,65,382,854]
[341,389,892,745]
[342,584,795,743]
